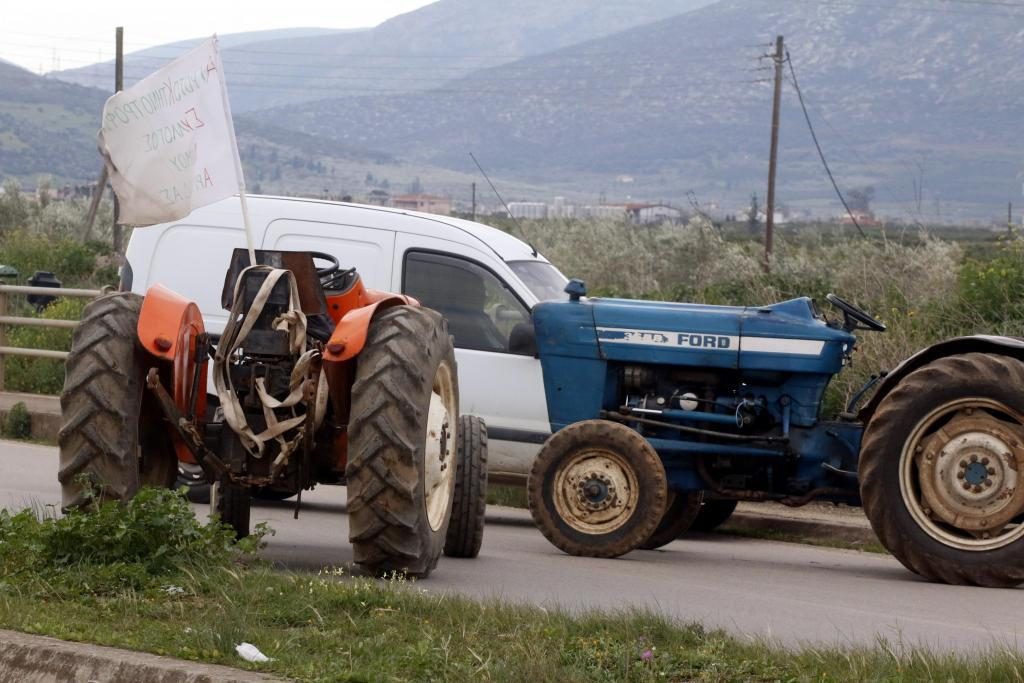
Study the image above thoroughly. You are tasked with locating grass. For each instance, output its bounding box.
[5,563,1024,682]
[486,484,529,508]
[2,487,1024,681]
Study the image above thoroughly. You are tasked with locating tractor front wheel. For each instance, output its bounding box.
[689,499,738,533]
[213,482,251,539]
[58,293,176,508]
[346,306,458,577]
[528,420,668,558]
[860,353,1024,587]
[640,491,702,550]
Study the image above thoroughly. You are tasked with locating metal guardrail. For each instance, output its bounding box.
[0,284,103,391]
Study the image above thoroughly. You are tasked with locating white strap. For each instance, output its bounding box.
[212,266,328,463]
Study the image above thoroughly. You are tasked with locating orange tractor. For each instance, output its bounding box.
[57,249,486,576]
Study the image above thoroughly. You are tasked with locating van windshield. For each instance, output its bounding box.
[509,260,569,302]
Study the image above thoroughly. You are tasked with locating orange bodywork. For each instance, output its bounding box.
[137,274,417,474]
[138,284,208,464]
[322,281,417,363]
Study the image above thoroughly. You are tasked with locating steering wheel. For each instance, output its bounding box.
[321,266,358,291]
[825,293,886,332]
[308,251,340,278]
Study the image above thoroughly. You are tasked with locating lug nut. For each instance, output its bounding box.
[970,454,979,463]
[982,457,990,466]
[988,467,997,475]
[960,460,969,468]
[973,485,983,493]
[957,471,966,480]
[985,478,993,487]
[963,481,972,491]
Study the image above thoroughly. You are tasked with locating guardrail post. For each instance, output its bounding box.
[0,287,6,391]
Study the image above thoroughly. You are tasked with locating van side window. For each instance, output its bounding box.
[404,252,531,354]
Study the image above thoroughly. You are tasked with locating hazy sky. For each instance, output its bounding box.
[0,0,435,74]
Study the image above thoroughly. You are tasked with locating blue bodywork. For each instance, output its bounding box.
[532,295,864,502]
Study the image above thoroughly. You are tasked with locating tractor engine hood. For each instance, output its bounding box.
[532,296,856,375]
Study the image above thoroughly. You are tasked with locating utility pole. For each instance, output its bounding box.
[1009,201,1014,236]
[471,182,476,221]
[764,35,784,271]
[112,26,124,253]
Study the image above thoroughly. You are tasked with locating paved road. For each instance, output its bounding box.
[3,440,1022,653]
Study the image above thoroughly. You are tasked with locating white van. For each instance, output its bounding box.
[124,195,567,483]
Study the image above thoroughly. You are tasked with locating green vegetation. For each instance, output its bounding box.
[0,487,1020,681]
[0,401,30,439]
[0,487,265,596]
[486,483,529,508]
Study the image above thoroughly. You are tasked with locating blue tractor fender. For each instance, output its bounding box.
[858,334,1024,422]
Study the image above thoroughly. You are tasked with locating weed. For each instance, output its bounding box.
[1,401,31,439]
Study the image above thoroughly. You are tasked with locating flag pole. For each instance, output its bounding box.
[213,35,257,266]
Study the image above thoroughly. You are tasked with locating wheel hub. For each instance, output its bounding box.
[577,472,617,512]
[424,365,457,533]
[554,450,639,534]
[917,411,1024,534]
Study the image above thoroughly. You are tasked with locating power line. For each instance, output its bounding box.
[785,49,867,238]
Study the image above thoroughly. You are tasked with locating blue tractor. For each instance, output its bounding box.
[526,281,1024,587]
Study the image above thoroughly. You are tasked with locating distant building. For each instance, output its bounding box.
[366,189,390,206]
[508,202,548,220]
[624,203,684,225]
[391,193,451,215]
[584,204,628,220]
[839,209,881,227]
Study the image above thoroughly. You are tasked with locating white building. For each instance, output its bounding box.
[508,202,548,220]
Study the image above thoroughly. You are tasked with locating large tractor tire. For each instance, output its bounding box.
[860,353,1024,587]
[58,293,176,508]
[528,420,668,558]
[640,491,702,550]
[346,306,459,577]
[444,415,488,558]
[689,499,738,533]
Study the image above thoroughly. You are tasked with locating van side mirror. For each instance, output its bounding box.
[508,322,538,357]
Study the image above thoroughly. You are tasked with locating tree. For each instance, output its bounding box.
[746,192,761,235]
[847,186,875,214]
[0,179,29,234]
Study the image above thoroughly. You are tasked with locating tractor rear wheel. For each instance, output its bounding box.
[444,415,488,558]
[640,491,702,550]
[689,499,738,533]
[860,353,1024,587]
[528,420,668,558]
[346,306,458,577]
[58,293,176,509]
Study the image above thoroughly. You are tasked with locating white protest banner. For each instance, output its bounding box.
[97,36,244,227]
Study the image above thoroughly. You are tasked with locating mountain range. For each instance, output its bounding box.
[2,0,1023,222]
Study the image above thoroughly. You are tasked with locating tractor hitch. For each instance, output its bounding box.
[145,367,232,481]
